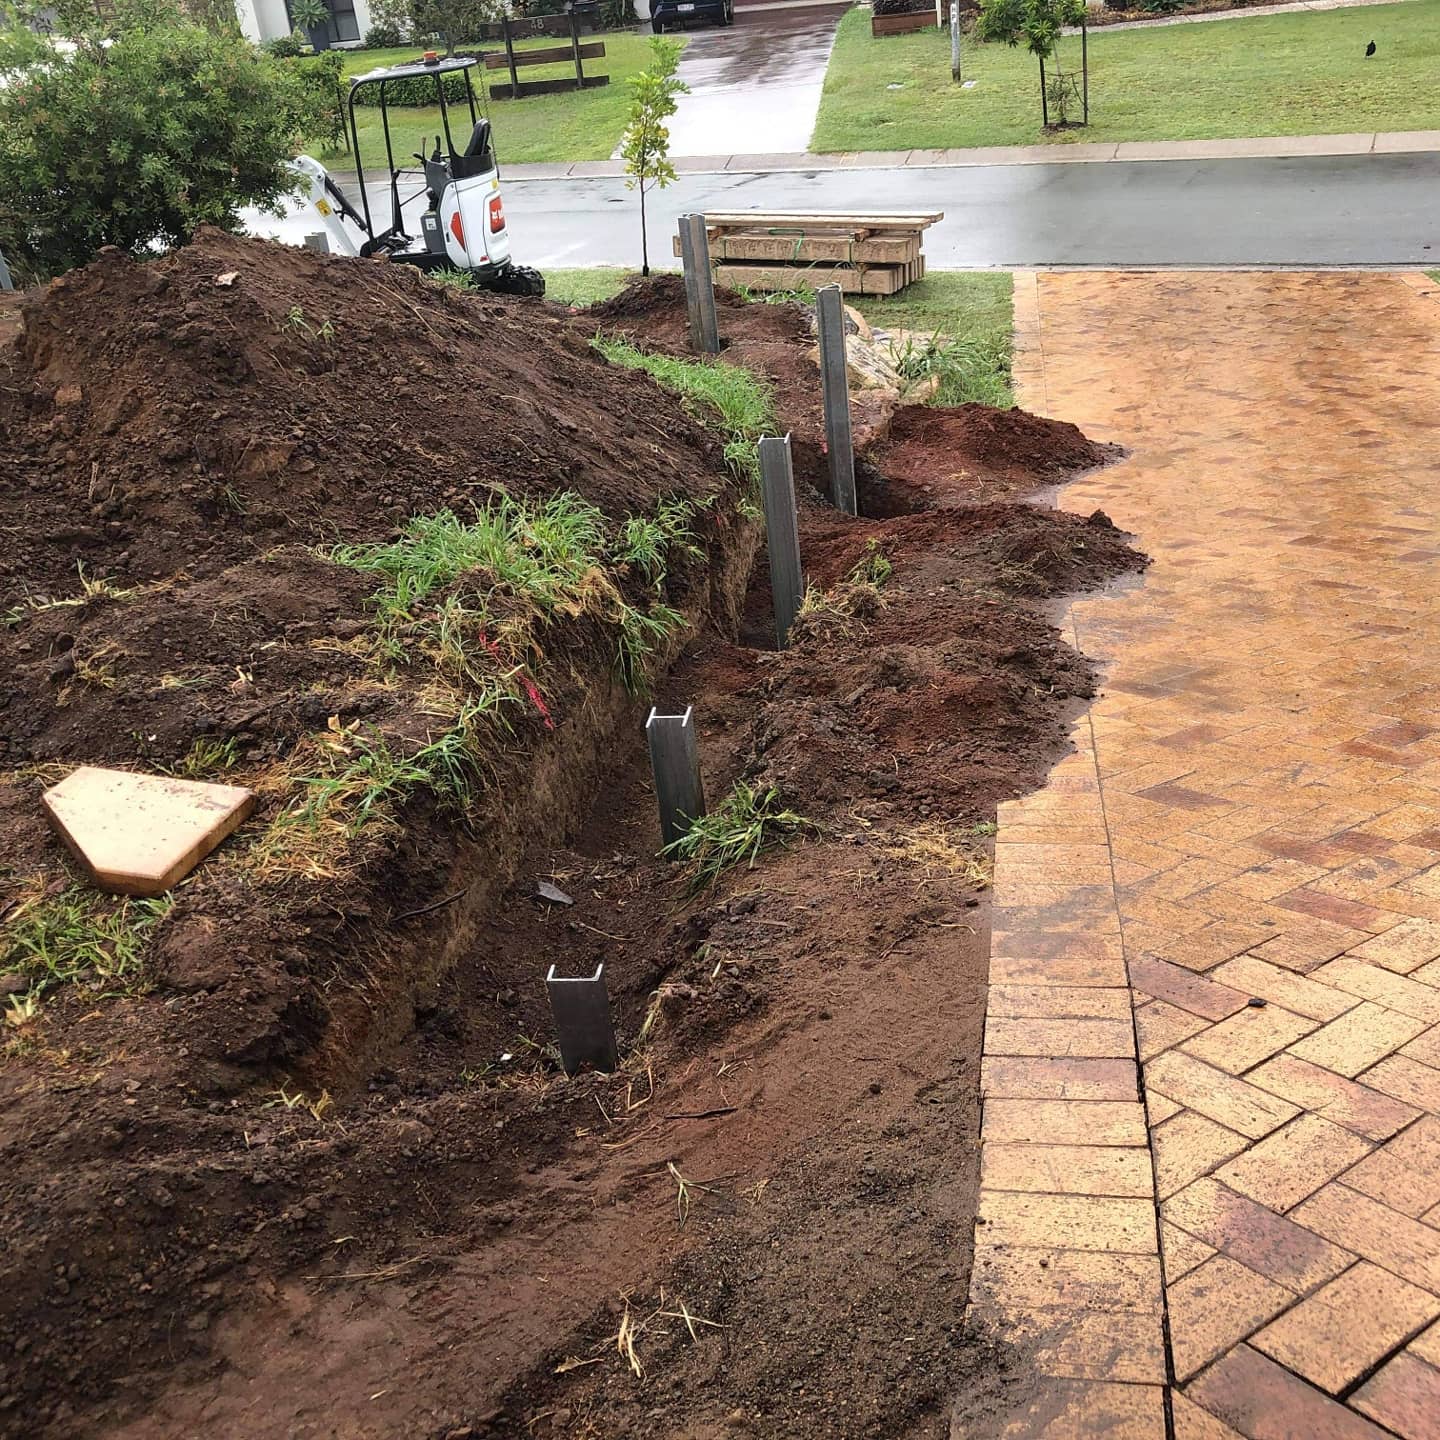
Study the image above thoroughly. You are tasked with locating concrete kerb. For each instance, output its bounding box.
[500,131,1440,182]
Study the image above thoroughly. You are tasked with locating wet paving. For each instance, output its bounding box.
[661,5,850,157]
[972,268,1440,1438]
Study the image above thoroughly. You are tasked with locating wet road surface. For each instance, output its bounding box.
[245,152,1440,269]
[507,152,1440,268]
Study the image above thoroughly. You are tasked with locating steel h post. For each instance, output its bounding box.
[647,706,706,851]
[815,284,858,515]
[759,434,804,648]
[678,214,721,356]
[546,964,618,1074]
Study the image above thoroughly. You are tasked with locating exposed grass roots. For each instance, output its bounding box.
[789,539,892,645]
[330,493,693,692]
[592,335,777,484]
[663,781,810,890]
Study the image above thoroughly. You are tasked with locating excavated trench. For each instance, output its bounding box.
[0,253,1145,1439]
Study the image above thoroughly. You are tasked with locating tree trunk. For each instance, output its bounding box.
[639,180,650,277]
[1039,55,1048,127]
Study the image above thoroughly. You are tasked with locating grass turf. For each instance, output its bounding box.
[812,1,1440,152]
[543,267,637,305]
[852,272,1015,407]
[551,268,1014,406]
[322,33,681,167]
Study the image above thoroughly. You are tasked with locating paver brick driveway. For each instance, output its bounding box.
[969,270,1440,1439]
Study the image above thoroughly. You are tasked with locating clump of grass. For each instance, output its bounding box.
[257,707,487,865]
[614,495,708,587]
[591,335,776,484]
[886,330,1011,408]
[2,884,174,998]
[788,541,892,645]
[68,643,120,691]
[167,736,241,778]
[9,562,136,624]
[429,267,479,293]
[282,305,335,342]
[663,781,809,889]
[264,1085,335,1122]
[734,279,818,307]
[331,494,688,692]
[848,538,892,588]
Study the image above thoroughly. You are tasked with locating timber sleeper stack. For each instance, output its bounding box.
[674,211,944,297]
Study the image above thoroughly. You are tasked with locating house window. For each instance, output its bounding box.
[285,0,361,43]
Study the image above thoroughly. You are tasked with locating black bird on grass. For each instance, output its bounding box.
[1366,39,1377,55]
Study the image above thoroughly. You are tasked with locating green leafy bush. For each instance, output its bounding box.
[0,1,313,280]
[350,66,473,106]
[406,0,504,55]
[290,0,331,31]
[292,50,347,150]
[364,19,406,44]
[263,31,307,56]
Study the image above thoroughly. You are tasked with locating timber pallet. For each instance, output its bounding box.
[673,211,942,297]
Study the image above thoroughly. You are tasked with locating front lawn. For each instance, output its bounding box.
[321,32,679,167]
[551,267,1014,406]
[812,0,1440,152]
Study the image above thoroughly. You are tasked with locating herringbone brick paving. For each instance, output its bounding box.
[970,270,1440,1438]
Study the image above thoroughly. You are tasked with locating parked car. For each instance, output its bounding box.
[651,0,733,32]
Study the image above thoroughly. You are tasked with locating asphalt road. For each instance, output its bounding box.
[505,152,1440,268]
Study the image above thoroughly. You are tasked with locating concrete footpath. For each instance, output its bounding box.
[506,128,1440,180]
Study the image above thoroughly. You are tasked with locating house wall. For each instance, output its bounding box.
[233,0,373,44]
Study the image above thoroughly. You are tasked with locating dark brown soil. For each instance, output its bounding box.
[0,262,1143,1440]
[869,403,1123,509]
[0,234,733,606]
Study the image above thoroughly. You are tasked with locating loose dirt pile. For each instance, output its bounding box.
[2,235,731,603]
[0,258,1143,1439]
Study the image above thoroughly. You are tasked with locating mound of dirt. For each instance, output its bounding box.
[0,258,1145,1440]
[0,232,732,605]
[867,403,1124,509]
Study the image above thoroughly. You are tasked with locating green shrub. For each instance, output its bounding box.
[406,0,503,56]
[292,50,347,150]
[364,19,406,44]
[263,30,306,56]
[290,0,331,30]
[0,0,313,280]
[350,66,473,106]
[365,0,412,45]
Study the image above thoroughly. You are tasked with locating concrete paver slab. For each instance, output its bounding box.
[43,765,255,897]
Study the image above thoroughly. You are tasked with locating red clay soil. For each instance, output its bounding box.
[0,262,1142,1439]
